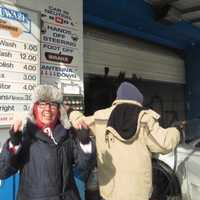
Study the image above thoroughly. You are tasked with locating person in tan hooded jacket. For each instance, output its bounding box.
[69,81,181,200]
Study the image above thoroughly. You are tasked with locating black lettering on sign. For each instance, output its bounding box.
[0,83,11,89]
[62,47,73,53]
[0,61,14,68]
[45,52,73,64]
[0,105,15,112]
[0,94,32,101]
[41,64,73,72]
[24,43,38,52]
[24,64,36,71]
[0,50,12,58]
[0,40,16,48]
[53,32,65,39]
[43,36,76,47]
[20,53,37,61]
[23,74,37,81]
[0,74,5,78]
[23,104,30,111]
[23,84,36,91]
[46,25,71,35]
[43,43,60,51]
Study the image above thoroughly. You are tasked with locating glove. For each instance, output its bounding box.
[9,128,22,145]
[76,129,90,145]
[172,121,186,143]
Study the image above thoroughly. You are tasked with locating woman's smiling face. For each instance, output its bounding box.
[36,101,59,126]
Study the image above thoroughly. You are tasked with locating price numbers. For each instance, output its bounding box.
[24,64,37,71]
[23,74,37,81]
[24,94,32,101]
[23,104,30,111]
[23,43,38,52]
[20,53,37,62]
[23,84,36,91]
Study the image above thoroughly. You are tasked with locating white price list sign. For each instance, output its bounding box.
[0,4,40,126]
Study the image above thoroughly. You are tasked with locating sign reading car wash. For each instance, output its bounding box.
[41,3,83,95]
[0,3,40,126]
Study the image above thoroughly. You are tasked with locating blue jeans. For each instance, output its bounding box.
[73,169,86,200]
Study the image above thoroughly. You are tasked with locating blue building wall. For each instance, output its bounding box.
[185,44,200,120]
[84,0,200,50]
[0,175,19,200]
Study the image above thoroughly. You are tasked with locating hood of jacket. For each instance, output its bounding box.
[106,102,144,142]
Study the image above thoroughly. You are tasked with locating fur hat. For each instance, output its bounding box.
[27,84,71,129]
[116,82,143,105]
[32,85,63,104]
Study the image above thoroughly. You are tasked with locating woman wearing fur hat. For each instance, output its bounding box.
[69,81,181,200]
[0,85,80,200]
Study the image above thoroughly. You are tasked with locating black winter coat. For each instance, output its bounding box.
[73,136,96,182]
[0,121,80,200]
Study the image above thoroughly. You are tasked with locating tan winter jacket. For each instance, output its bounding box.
[70,100,180,200]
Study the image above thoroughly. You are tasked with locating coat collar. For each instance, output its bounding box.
[25,120,70,145]
[112,99,143,107]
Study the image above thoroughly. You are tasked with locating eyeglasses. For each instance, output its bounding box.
[37,101,59,109]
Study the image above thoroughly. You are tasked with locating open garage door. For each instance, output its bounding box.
[84,26,185,84]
